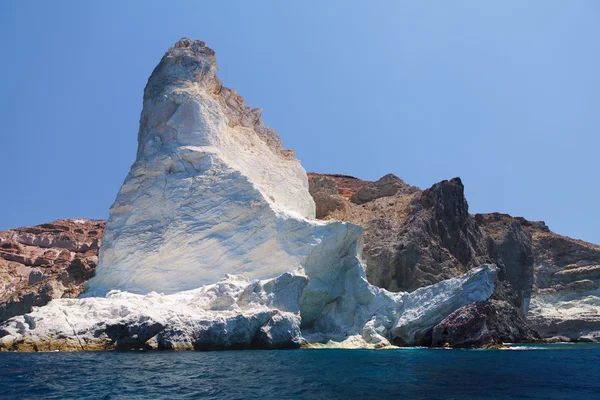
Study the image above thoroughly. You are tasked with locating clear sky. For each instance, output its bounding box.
[1,1,598,244]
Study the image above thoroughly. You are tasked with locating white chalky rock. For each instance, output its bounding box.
[0,266,497,350]
[0,274,307,351]
[0,39,498,350]
[86,38,320,295]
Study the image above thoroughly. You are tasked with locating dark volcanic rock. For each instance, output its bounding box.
[0,219,105,322]
[431,300,539,347]
[431,301,495,347]
[399,178,490,291]
[476,213,535,314]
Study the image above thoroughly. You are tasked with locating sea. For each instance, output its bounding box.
[1,343,599,400]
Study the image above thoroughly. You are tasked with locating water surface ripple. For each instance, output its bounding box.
[1,344,599,399]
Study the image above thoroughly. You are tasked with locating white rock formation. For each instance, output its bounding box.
[0,39,499,351]
[0,266,496,350]
[86,38,357,295]
[0,273,307,351]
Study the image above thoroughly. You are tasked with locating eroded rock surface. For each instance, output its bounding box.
[0,219,104,322]
[431,300,539,348]
[88,38,320,296]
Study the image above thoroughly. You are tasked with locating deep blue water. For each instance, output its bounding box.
[1,344,600,400]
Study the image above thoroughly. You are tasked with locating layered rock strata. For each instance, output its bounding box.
[0,219,104,322]
[477,213,600,342]
[0,39,498,351]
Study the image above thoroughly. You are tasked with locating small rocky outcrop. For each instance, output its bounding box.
[0,219,105,322]
[350,174,419,205]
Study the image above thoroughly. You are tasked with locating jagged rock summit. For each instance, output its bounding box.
[0,39,497,351]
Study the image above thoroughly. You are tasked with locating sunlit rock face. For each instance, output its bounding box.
[87,38,322,295]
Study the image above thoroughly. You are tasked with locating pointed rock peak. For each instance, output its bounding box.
[144,38,217,101]
[419,176,470,217]
[450,177,463,187]
[348,173,419,205]
[427,177,464,192]
[142,38,294,161]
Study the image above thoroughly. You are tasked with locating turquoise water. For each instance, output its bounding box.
[1,344,600,399]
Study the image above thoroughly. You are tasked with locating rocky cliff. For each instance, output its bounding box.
[1,39,596,349]
[2,181,597,348]
[308,174,490,292]
[3,172,597,347]
[0,219,104,322]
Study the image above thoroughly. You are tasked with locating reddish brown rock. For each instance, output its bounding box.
[0,219,105,322]
[431,301,495,347]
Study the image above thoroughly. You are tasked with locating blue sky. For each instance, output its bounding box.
[1,1,598,244]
